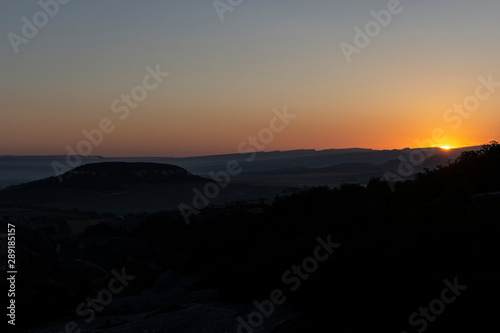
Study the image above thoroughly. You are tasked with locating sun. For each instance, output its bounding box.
[440,146,452,150]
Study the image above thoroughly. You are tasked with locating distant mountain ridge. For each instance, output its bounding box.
[0,147,488,214]
[0,146,481,189]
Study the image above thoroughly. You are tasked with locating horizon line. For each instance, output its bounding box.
[0,145,484,159]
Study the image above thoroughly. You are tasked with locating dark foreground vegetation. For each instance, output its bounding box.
[2,142,499,332]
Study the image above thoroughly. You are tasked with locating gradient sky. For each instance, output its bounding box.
[1,0,499,157]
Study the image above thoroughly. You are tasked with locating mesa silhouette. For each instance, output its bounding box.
[20,162,206,191]
[0,162,210,212]
[0,162,278,213]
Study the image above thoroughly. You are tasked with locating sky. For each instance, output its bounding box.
[1,0,499,157]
